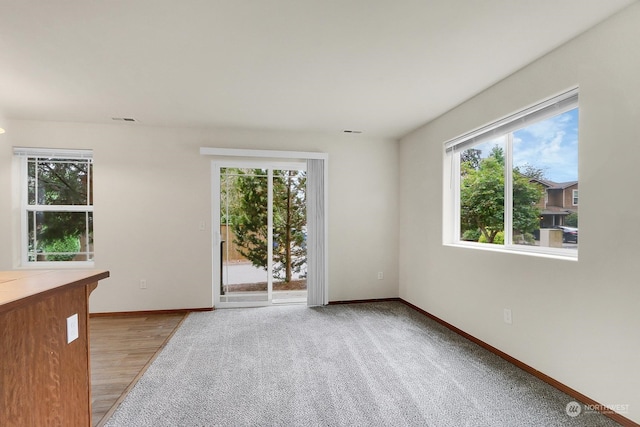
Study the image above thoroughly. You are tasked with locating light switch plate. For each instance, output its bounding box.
[67,313,79,344]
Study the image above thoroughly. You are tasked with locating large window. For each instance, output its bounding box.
[15,148,94,265]
[445,89,579,257]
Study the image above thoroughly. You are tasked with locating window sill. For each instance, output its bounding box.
[444,242,578,261]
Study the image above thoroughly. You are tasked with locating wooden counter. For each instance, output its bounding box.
[0,269,109,427]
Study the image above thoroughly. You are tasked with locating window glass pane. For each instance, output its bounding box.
[27,211,36,262]
[27,210,94,262]
[31,157,91,206]
[27,160,36,205]
[460,137,506,244]
[512,108,578,249]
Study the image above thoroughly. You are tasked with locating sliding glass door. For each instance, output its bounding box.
[213,161,307,307]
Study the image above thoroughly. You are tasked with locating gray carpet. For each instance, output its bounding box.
[104,302,620,426]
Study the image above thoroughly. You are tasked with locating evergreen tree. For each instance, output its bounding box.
[228,169,306,282]
[273,170,306,282]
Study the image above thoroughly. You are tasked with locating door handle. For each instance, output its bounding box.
[220,240,225,295]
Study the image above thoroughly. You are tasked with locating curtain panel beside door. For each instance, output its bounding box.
[306,159,327,306]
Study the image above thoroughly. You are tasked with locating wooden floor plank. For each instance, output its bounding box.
[89,313,186,427]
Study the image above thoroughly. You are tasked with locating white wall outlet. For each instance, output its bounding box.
[503,308,513,325]
[140,279,147,289]
[67,314,79,344]
[377,272,384,280]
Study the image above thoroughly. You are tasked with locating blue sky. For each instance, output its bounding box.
[513,108,579,183]
[469,108,579,183]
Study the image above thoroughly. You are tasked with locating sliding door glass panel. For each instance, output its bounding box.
[220,168,269,303]
[272,169,307,303]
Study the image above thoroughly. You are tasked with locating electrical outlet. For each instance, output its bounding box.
[140,279,147,289]
[503,308,512,325]
[377,272,384,280]
[67,314,79,344]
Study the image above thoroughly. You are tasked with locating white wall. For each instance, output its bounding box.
[399,3,640,423]
[0,114,9,268]
[0,122,399,311]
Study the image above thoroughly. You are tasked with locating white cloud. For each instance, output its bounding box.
[512,110,578,182]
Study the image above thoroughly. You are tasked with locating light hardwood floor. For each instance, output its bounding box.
[89,313,186,427]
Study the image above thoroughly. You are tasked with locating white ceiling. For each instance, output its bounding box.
[0,0,636,139]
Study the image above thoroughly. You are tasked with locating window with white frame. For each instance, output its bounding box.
[15,147,94,264]
[445,88,579,257]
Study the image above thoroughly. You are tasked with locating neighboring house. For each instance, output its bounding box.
[530,179,578,228]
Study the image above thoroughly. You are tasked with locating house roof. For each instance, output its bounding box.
[0,0,636,139]
[531,179,578,190]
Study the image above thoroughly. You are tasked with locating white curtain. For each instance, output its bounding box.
[306,159,327,306]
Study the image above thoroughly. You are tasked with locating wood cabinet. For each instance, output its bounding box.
[0,270,109,427]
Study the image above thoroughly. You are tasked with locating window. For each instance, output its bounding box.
[15,148,94,264]
[445,88,578,257]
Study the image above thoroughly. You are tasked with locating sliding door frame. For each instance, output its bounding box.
[213,160,306,308]
[202,147,329,308]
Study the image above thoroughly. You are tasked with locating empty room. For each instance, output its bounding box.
[1,1,639,426]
